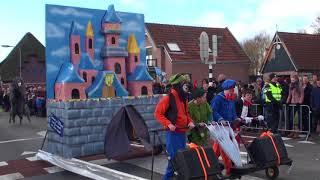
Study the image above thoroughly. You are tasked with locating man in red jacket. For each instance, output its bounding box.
[154,73,195,180]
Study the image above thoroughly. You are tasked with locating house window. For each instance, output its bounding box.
[121,78,125,85]
[89,39,93,49]
[111,37,116,44]
[75,43,80,54]
[92,76,95,83]
[71,89,80,99]
[83,72,87,82]
[134,55,138,63]
[167,43,181,52]
[115,63,121,74]
[141,86,148,95]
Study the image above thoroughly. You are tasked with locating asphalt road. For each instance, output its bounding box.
[0,111,320,180]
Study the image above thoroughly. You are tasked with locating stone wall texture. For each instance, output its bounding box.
[46,95,166,158]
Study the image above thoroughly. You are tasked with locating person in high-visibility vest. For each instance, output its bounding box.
[264,73,282,133]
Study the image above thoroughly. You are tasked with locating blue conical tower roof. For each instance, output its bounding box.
[56,62,84,83]
[69,21,80,36]
[78,53,96,70]
[127,65,153,81]
[103,5,121,23]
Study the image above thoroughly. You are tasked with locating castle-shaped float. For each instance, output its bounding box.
[54,5,153,100]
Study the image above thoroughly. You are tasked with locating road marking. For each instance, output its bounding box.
[44,166,64,173]
[281,137,292,141]
[0,137,43,144]
[21,151,36,156]
[0,172,24,180]
[0,161,8,166]
[298,140,316,144]
[285,143,294,148]
[37,131,47,137]
[26,155,39,161]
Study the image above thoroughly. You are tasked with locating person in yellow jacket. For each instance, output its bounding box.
[264,73,282,133]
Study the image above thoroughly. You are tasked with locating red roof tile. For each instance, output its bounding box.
[145,23,249,62]
[278,32,320,70]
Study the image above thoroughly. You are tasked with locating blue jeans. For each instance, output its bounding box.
[163,131,186,180]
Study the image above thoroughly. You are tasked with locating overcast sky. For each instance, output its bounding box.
[0,0,319,62]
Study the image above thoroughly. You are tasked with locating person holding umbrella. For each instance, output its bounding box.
[210,79,242,176]
[154,73,195,180]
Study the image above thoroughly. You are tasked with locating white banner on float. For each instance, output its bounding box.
[37,150,148,180]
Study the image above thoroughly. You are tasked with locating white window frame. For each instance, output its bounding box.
[167,43,181,52]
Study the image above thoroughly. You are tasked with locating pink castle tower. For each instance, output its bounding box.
[126,34,153,96]
[101,5,128,88]
[69,21,81,65]
[127,34,140,74]
[85,21,95,61]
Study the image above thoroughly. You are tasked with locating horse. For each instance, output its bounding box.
[9,77,31,124]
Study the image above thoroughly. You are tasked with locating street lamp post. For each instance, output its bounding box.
[1,45,21,78]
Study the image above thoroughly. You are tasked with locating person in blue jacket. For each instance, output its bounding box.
[210,79,241,176]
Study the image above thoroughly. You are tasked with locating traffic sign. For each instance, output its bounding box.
[200,31,209,63]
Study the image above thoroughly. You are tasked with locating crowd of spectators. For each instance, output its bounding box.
[0,84,46,117]
[151,73,320,138]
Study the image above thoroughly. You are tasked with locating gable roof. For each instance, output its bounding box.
[145,23,249,62]
[86,71,128,97]
[0,32,45,82]
[277,32,320,71]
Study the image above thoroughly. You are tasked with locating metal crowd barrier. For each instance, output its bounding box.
[247,104,311,141]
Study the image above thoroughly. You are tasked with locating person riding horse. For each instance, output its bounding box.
[9,77,30,124]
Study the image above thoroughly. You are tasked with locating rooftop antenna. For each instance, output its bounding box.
[276,24,279,32]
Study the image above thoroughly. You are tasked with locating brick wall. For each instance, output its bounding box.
[46,95,165,158]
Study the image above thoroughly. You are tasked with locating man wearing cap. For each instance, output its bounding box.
[211,79,241,176]
[187,88,213,145]
[154,73,195,180]
[264,73,282,133]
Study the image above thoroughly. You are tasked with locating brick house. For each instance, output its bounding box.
[145,23,250,83]
[260,32,320,77]
[0,32,45,84]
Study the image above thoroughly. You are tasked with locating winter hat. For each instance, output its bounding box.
[169,73,189,85]
[222,79,236,90]
[193,88,205,99]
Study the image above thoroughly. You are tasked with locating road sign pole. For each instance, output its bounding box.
[208,63,213,85]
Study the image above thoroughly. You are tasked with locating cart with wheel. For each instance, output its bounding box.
[206,122,293,180]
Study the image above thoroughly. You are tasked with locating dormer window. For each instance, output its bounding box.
[134,56,138,63]
[167,43,181,52]
[111,37,116,44]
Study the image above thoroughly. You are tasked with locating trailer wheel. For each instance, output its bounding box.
[265,166,279,179]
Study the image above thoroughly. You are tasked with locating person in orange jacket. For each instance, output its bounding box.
[154,73,195,180]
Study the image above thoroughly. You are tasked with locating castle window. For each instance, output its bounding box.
[89,39,93,49]
[115,63,121,74]
[92,76,95,83]
[71,89,80,99]
[75,43,80,54]
[121,78,125,85]
[134,55,138,63]
[141,86,148,95]
[111,37,116,44]
[83,72,87,82]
